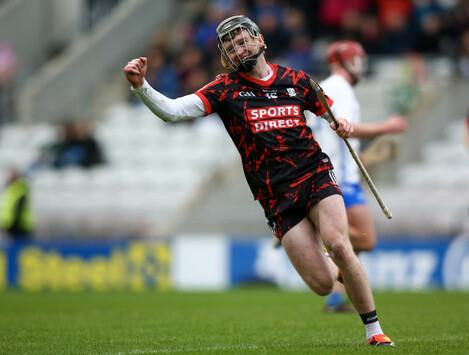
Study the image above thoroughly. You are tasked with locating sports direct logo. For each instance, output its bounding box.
[246,105,304,133]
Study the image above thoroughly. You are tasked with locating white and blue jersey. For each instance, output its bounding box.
[306,74,366,208]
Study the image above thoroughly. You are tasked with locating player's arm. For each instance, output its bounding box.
[351,114,407,139]
[321,101,353,139]
[306,83,353,138]
[123,57,206,122]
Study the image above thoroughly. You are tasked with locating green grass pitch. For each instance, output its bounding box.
[1,288,468,354]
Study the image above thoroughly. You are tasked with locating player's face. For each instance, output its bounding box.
[353,55,367,77]
[222,28,258,66]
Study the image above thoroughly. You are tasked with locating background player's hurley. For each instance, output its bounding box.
[310,78,393,220]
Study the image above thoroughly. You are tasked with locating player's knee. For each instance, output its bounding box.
[313,279,335,296]
[305,274,335,296]
[360,238,376,252]
[327,239,348,260]
[353,233,376,252]
[328,240,357,270]
[316,284,334,296]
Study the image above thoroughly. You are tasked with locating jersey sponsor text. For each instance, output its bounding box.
[247,105,303,133]
[247,105,300,120]
[252,118,304,132]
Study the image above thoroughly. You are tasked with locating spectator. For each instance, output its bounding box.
[458,29,469,78]
[339,8,363,40]
[387,53,426,116]
[192,2,229,56]
[289,0,322,39]
[281,8,318,74]
[376,0,413,32]
[38,121,105,169]
[280,32,316,75]
[358,13,382,55]
[250,0,289,59]
[250,0,285,25]
[73,121,106,167]
[0,167,35,241]
[414,0,445,54]
[254,10,290,60]
[440,0,469,39]
[176,44,206,95]
[282,6,307,38]
[376,0,417,54]
[143,45,179,98]
[317,0,371,37]
[84,0,121,30]
[0,42,18,124]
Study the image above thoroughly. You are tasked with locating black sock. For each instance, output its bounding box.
[360,310,378,325]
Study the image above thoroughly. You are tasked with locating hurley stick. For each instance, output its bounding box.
[310,79,393,219]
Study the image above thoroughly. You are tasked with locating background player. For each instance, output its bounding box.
[123,15,394,346]
[307,40,407,312]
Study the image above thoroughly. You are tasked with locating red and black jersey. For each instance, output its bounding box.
[195,62,334,200]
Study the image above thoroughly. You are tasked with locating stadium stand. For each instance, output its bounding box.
[1,0,469,241]
[0,103,237,239]
[398,119,469,187]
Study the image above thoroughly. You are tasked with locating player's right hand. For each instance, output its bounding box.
[385,114,407,133]
[332,117,353,138]
[123,57,147,89]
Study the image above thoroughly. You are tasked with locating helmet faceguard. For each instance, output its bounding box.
[326,40,367,85]
[216,15,266,72]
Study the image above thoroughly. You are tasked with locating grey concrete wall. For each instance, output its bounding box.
[0,0,83,83]
[17,0,175,124]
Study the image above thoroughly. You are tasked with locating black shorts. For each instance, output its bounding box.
[259,170,342,240]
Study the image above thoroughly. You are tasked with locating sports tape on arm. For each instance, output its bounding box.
[131,80,206,122]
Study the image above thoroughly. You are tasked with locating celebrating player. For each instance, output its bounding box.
[307,40,407,313]
[123,15,394,346]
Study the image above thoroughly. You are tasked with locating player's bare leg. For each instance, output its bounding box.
[325,203,376,311]
[347,204,376,253]
[283,195,393,345]
[281,217,337,296]
[308,194,375,314]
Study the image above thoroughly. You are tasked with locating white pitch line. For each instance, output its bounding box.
[114,342,294,354]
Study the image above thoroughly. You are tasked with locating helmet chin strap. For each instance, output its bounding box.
[237,47,265,73]
[350,73,360,86]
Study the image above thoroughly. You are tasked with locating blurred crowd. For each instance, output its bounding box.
[0,0,467,242]
[34,120,105,170]
[0,119,105,241]
[135,0,469,100]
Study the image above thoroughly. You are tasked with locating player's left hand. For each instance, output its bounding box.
[331,117,353,138]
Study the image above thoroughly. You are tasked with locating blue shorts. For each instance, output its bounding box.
[340,183,367,208]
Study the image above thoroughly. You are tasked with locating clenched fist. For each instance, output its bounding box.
[331,117,353,138]
[123,57,147,89]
